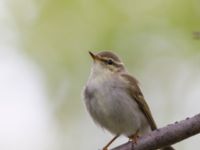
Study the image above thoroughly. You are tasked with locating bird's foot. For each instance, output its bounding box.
[128,130,140,144]
[102,135,119,150]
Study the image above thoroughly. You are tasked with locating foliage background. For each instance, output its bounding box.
[0,0,200,150]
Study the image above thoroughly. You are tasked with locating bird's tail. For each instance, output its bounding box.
[162,146,175,150]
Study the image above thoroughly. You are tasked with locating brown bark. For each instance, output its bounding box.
[111,113,200,150]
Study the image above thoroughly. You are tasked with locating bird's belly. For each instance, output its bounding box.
[85,86,150,136]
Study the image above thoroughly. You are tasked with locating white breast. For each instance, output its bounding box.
[84,71,150,136]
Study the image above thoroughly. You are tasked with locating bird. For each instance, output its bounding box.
[83,51,174,150]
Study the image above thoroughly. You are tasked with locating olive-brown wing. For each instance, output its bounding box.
[121,73,157,130]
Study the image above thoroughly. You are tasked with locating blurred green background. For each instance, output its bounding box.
[0,0,200,150]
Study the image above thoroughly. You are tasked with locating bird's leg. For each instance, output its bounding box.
[128,129,139,144]
[102,135,119,150]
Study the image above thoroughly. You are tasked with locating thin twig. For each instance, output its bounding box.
[111,113,200,150]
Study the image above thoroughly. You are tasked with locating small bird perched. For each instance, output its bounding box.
[83,51,174,150]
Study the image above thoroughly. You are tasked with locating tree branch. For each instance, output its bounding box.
[111,113,200,150]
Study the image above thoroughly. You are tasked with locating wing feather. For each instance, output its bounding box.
[121,73,157,130]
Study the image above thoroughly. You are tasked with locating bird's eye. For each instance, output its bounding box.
[107,59,113,65]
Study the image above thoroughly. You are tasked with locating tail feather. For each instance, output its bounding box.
[162,146,175,150]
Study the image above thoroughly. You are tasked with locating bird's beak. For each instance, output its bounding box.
[89,51,98,61]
